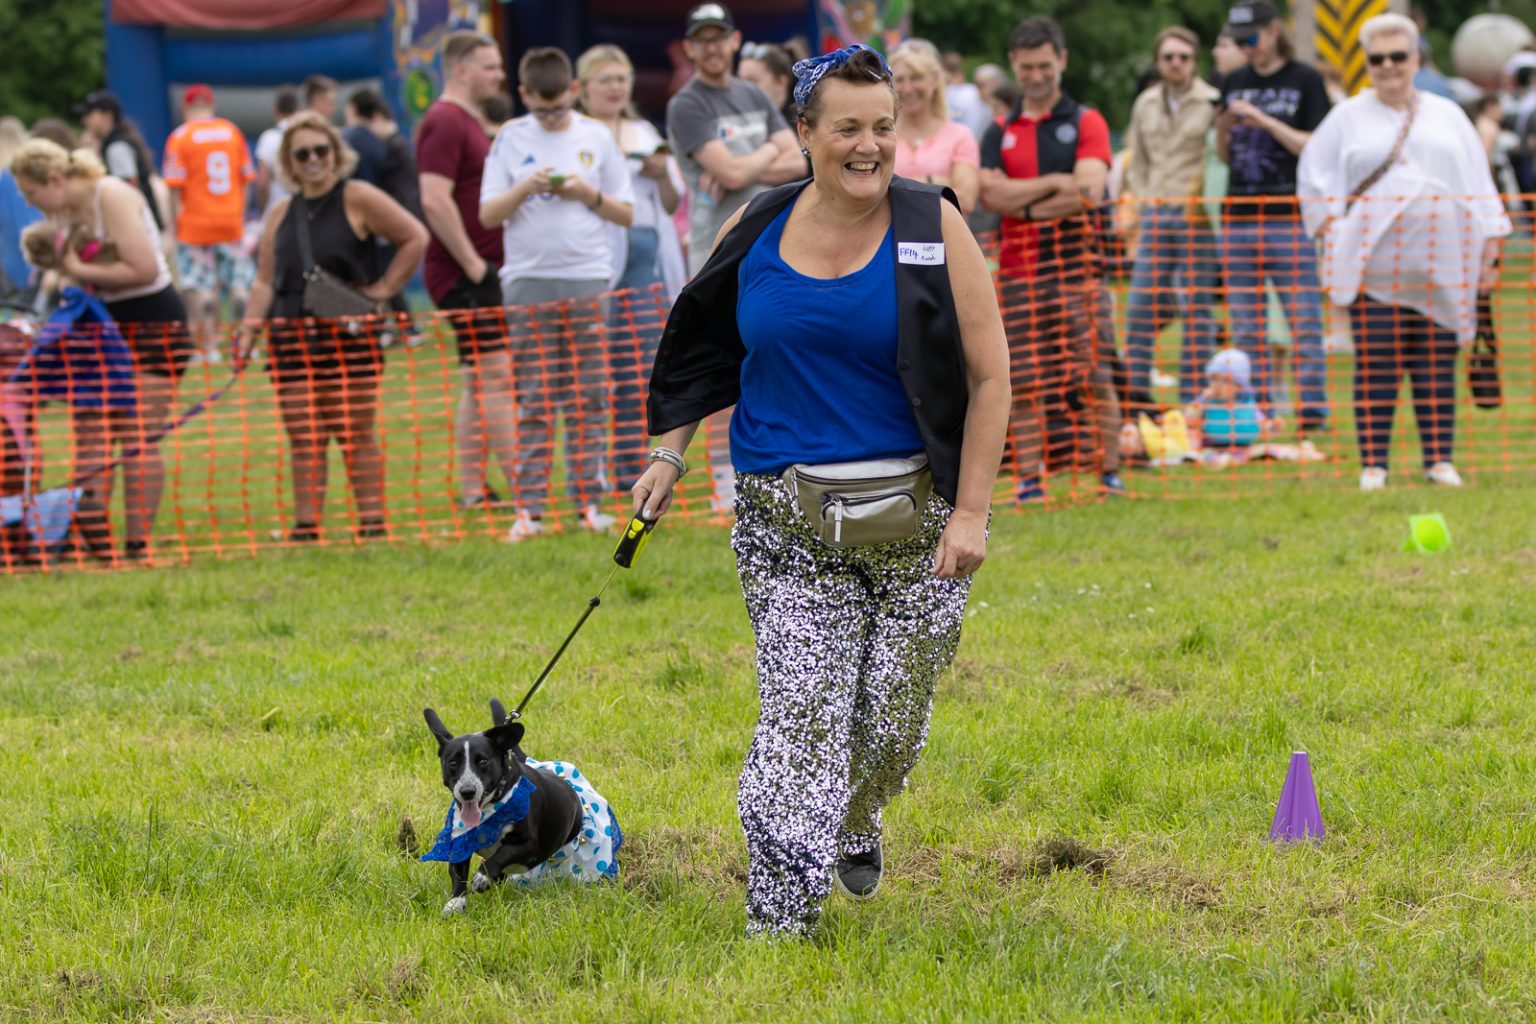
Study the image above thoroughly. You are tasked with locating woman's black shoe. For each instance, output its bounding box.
[287,522,319,543]
[833,843,883,901]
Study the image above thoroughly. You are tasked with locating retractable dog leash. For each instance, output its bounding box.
[507,513,658,720]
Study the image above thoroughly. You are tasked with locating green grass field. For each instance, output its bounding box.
[4,474,1536,1022]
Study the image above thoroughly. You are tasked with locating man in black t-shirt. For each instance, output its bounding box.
[1216,0,1332,432]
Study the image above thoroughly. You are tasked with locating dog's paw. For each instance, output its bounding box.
[442,896,467,917]
[470,871,495,893]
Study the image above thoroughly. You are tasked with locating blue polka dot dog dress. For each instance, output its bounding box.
[421,759,621,884]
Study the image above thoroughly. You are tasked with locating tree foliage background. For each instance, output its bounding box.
[0,0,105,126]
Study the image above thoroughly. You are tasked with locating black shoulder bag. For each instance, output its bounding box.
[295,188,383,321]
[1469,292,1502,409]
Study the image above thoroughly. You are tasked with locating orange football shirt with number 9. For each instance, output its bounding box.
[162,117,256,246]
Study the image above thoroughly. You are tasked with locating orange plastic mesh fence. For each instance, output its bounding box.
[1,192,1531,573]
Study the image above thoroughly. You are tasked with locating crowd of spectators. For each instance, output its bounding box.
[1,1,1531,565]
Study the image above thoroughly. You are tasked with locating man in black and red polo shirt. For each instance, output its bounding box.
[979,16,1123,503]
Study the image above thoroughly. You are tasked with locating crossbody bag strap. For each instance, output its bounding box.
[294,193,317,274]
[1347,93,1419,213]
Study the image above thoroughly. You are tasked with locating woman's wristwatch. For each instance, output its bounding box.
[648,446,688,477]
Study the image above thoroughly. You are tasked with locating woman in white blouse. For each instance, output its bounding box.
[576,44,687,487]
[1298,13,1509,492]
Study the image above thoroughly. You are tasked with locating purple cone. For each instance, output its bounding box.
[1269,751,1325,842]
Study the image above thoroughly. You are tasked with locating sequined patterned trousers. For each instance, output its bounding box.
[730,472,972,937]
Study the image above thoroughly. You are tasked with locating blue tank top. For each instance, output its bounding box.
[730,204,922,474]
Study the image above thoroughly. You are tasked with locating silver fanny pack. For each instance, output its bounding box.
[783,454,932,549]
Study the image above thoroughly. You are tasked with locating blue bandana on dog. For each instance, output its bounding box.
[420,775,537,863]
[419,760,622,882]
[792,44,889,111]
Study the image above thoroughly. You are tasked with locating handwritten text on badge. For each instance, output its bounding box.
[897,243,945,266]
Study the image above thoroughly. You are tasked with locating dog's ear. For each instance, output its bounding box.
[488,698,508,726]
[485,721,525,753]
[423,708,454,749]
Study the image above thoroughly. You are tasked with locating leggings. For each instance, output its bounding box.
[730,472,972,937]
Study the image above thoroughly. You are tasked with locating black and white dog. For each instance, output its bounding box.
[421,701,621,915]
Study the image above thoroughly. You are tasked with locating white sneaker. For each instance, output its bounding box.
[1359,467,1388,492]
[579,504,617,531]
[505,512,544,542]
[1426,462,1463,487]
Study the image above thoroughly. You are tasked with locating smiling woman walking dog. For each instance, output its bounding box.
[633,45,1010,939]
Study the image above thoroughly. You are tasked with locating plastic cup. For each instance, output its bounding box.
[1404,513,1450,553]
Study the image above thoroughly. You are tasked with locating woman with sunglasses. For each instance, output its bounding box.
[241,111,427,541]
[1122,26,1223,407]
[1298,13,1509,492]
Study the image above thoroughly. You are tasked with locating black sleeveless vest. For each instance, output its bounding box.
[647,176,969,505]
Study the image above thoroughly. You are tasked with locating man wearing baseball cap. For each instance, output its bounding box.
[75,89,164,229]
[162,84,256,363]
[666,2,804,278]
[665,2,805,512]
[1215,0,1333,434]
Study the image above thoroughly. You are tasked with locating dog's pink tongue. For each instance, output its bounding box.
[459,800,482,828]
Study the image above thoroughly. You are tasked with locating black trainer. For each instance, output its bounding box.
[833,844,883,901]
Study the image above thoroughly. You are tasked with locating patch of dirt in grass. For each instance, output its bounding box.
[1020,836,1117,878]
[891,843,944,884]
[1364,562,1426,584]
[384,953,426,1001]
[54,968,102,992]
[396,815,420,858]
[173,640,220,661]
[116,645,144,662]
[1116,863,1222,909]
[950,836,1117,885]
[622,824,746,895]
[151,1009,290,1024]
[354,624,395,642]
[1094,675,1176,706]
[946,657,1015,700]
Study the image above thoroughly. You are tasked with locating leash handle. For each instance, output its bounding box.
[612,513,656,568]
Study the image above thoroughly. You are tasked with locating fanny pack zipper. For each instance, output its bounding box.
[822,490,917,544]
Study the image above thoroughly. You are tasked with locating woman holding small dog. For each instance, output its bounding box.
[635,45,1010,939]
[240,112,426,541]
[9,138,193,562]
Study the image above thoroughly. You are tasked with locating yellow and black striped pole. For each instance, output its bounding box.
[1315,0,1390,93]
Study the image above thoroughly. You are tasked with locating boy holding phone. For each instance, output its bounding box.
[479,47,634,540]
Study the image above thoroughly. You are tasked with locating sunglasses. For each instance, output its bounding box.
[292,144,332,164]
[1366,50,1412,67]
[740,42,778,60]
[528,103,573,121]
[1235,34,1260,48]
[1160,51,1194,63]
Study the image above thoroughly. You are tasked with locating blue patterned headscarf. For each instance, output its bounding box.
[791,44,891,112]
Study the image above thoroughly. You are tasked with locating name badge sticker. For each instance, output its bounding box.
[897,242,945,266]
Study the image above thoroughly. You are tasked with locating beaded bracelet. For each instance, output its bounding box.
[648,446,689,477]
